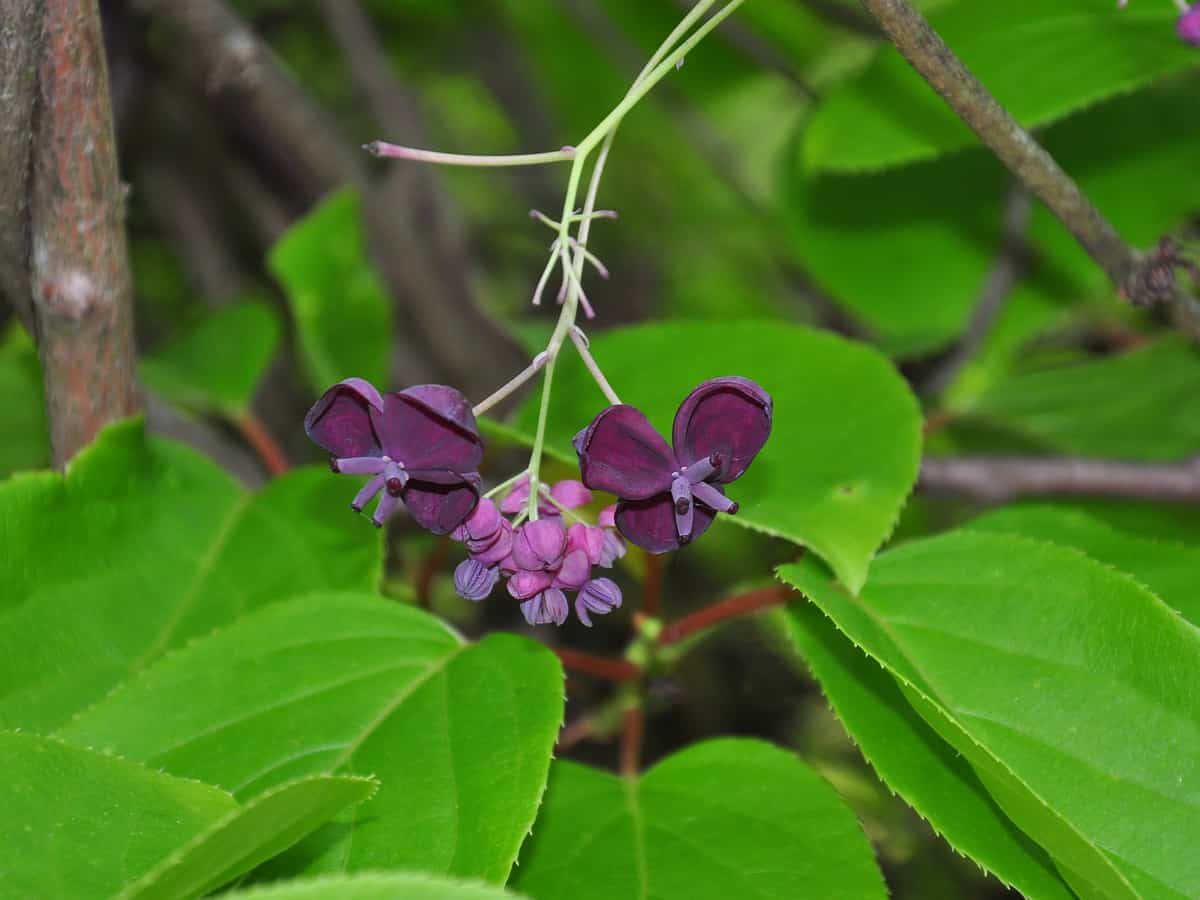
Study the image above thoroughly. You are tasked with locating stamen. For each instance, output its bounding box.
[371,490,400,527]
[683,456,718,484]
[671,475,694,542]
[332,456,388,476]
[351,474,386,512]
[692,481,737,514]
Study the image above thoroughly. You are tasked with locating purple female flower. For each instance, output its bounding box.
[305,378,483,533]
[1180,4,1200,44]
[573,377,772,552]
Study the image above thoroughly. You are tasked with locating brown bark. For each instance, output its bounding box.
[919,456,1200,503]
[29,0,139,467]
[0,0,42,331]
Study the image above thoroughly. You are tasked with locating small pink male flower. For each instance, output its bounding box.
[305,379,483,533]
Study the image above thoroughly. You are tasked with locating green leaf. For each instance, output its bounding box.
[0,322,48,476]
[967,504,1200,626]
[785,151,1007,356]
[511,738,886,900]
[0,419,382,733]
[0,731,236,899]
[504,321,922,592]
[804,0,1199,173]
[223,873,523,900]
[59,593,563,885]
[270,188,392,394]
[140,301,281,416]
[122,775,377,900]
[780,530,1200,899]
[957,337,1200,459]
[782,603,1076,900]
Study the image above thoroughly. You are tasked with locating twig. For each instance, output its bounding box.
[619,706,644,776]
[918,456,1200,503]
[557,717,595,751]
[858,0,1195,316]
[235,412,290,476]
[551,646,642,682]
[0,0,41,332]
[30,0,140,467]
[923,187,1032,395]
[659,584,794,645]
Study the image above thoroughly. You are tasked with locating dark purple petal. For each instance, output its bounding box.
[520,589,569,627]
[575,578,622,627]
[552,548,591,590]
[1179,5,1200,44]
[373,384,484,472]
[512,519,567,571]
[615,493,717,553]
[304,378,384,459]
[454,559,499,602]
[671,377,772,484]
[574,405,676,500]
[400,471,480,535]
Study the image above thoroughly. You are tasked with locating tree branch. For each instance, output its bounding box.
[30,0,139,467]
[0,0,42,332]
[919,455,1200,503]
[858,0,1197,318]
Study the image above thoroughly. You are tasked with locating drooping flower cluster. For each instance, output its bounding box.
[305,374,771,627]
[450,476,626,627]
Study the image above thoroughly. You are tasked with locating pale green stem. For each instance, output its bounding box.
[366,141,576,167]
[539,486,591,525]
[483,468,530,501]
[525,0,744,518]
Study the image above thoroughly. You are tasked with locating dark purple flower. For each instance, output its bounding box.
[454,558,500,602]
[305,379,483,534]
[520,588,569,626]
[573,377,772,552]
[575,578,622,627]
[1179,5,1200,44]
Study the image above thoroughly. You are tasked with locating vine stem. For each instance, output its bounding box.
[658,584,795,645]
[364,141,577,166]
[525,0,742,517]
[552,646,641,682]
[236,412,291,476]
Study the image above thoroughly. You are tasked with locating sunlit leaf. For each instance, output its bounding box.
[512,738,886,900]
[59,593,563,885]
[0,731,235,900]
[0,420,382,732]
[223,872,524,900]
[780,530,1200,899]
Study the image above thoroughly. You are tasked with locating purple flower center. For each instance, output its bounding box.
[667,453,737,543]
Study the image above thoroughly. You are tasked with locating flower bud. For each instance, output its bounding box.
[575,578,622,627]
[520,588,569,626]
[512,519,567,571]
[453,558,499,602]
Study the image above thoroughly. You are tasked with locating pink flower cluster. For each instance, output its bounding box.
[451,476,625,626]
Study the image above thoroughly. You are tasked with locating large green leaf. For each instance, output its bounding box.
[785,151,1007,355]
[511,738,886,900]
[224,873,523,900]
[957,338,1200,459]
[0,322,48,476]
[123,775,377,900]
[270,188,392,393]
[0,420,381,732]
[504,321,922,592]
[0,731,236,899]
[804,0,1198,173]
[967,504,1200,626]
[782,604,1076,900]
[59,593,563,885]
[780,531,1200,899]
[140,301,281,416]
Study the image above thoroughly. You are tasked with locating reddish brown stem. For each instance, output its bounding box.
[552,646,641,682]
[641,553,664,619]
[619,706,644,777]
[30,0,139,467]
[236,412,290,476]
[556,717,594,752]
[659,584,795,645]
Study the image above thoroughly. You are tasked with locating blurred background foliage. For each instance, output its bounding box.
[3,1,1198,896]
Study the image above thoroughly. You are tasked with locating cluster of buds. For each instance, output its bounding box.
[450,476,626,626]
[305,374,771,628]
